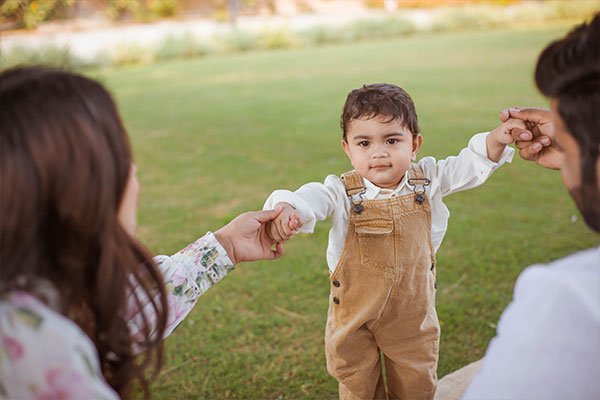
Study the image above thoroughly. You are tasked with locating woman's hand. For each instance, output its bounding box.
[214,208,285,265]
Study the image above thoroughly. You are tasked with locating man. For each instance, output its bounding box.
[461,13,600,399]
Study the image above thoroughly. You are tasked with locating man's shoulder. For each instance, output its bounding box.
[524,246,600,282]
[516,246,600,318]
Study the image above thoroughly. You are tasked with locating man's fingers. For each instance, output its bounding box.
[507,107,552,124]
[514,135,551,150]
[499,108,511,122]
[519,142,543,160]
[515,140,531,150]
[510,128,532,142]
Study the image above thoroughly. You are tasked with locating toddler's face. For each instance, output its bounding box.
[342,115,422,189]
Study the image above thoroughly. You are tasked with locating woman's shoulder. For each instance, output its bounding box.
[0,291,117,399]
[1,290,82,337]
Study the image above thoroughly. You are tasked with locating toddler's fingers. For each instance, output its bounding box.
[288,213,300,231]
[281,214,297,236]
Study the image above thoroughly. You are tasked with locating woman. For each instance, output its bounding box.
[0,66,284,399]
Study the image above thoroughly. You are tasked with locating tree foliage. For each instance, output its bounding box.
[1,0,74,29]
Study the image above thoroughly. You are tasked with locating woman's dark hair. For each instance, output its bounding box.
[535,13,600,188]
[340,83,420,140]
[0,67,168,398]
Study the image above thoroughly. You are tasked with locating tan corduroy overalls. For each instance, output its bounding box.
[325,165,440,400]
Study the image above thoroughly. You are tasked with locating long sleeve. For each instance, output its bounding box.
[263,175,348,233]
[127,232,234,341]
[423,132,514,197]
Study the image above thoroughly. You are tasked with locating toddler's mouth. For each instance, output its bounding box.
[371,164,391,169]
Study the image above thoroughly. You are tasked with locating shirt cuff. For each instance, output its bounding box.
[263,190,316,233]
[171,231,234,290]
[469,132,515,180]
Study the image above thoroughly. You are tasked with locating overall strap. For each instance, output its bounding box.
[408,163,427,181]
[407,164,431,204]
[341,170,366,197]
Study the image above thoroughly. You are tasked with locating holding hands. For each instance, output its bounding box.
[266,202,303,243]
[499,107,563,170]
[486,115,530,162]
[214,208,286,264]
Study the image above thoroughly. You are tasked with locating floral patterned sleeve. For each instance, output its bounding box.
[127,231,234,341]
[0,232,233,399]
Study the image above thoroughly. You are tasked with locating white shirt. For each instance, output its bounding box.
[264,132,514,274]
[463,246,600,400]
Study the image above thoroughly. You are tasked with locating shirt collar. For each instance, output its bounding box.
[362,174,410,199]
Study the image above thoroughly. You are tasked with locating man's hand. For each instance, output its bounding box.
[214,208,285,265]
[499,107,564,170]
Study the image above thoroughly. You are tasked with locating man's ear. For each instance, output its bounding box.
[412,134,423,160]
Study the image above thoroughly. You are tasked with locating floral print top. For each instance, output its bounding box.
[0,232,233,399]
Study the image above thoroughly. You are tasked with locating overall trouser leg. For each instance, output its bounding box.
[326,167,439,400]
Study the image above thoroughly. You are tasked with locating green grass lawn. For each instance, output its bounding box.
[93,24,598,399]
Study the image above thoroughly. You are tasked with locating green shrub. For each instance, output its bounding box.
[301,25,343,46]
[430,8,503,32]
[221,30,260,52]
[345,17,418,41]
[0,43,82,69]
[155,33,214,60]
[107,42,155,66]
[257,29,301,50]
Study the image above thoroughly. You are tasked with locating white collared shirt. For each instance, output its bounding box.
[463,246,600,399]
[264,132,514,274]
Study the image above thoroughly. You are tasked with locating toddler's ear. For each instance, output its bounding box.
[412,134,423,160]
[341,139,354,165]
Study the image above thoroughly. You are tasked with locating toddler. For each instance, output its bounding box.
[264,83,521,400]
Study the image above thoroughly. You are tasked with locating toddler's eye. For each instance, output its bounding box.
[358,141,369,147]
[387,138,399,144]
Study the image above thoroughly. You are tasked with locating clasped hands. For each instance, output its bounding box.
[499,106,564,170]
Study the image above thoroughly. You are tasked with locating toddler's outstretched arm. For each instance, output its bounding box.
[266,202,303,243]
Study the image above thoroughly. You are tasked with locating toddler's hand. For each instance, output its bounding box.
[490,117,528,146]
[486,117,528,163]
[266,202,302,243]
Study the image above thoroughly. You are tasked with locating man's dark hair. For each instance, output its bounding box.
[340,83,420,140]
[535,13,600,187]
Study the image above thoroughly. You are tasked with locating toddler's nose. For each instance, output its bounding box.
[372,150,389,158]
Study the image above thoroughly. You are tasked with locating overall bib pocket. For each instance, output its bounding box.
[354,218,395,273]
